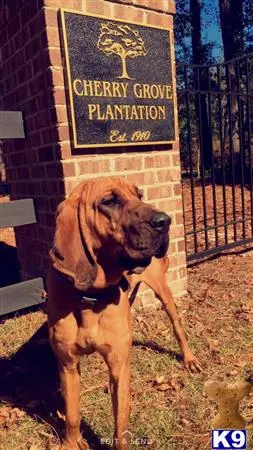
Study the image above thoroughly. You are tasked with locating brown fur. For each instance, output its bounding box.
[47,177,200,450]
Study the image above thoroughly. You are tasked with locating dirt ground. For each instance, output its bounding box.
[0,245,253,450]
[183,180,253,256]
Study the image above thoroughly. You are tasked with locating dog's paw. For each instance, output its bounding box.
[183,353,202,373]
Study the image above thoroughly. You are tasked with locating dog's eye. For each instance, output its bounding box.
[100,195,121,207]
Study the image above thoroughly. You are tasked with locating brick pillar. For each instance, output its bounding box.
[1,0,187,303]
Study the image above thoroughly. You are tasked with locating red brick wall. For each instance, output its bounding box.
[0,0,187,302]
[0,0,64,279]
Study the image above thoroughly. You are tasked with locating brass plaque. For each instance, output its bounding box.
[60,9,176,148]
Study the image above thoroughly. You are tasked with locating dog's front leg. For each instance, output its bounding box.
[105,351,131,450]
[110,356,131,450]
[59,361,88,450]
[156,283,201,372]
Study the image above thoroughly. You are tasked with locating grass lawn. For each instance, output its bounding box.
[0,247,253,449]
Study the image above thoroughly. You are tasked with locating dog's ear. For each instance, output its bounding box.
[49,184,97,290]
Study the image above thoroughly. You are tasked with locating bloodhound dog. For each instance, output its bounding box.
[47,176,200,450]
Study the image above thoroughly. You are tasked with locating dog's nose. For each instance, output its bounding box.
[150,212,171,230]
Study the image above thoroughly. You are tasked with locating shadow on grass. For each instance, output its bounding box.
[0,321,110,449]
[0,242,20,288]
[133,339,183,362]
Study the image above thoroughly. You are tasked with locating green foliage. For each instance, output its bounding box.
[174,0,191,62]
[175,0,252,63]
[244,0,253,52]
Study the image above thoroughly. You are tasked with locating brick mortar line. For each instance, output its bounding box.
[104,0,175,15]
[42,0,176,17]
[6,176,183,193]
[2,46,63,85]
[173,263,187,269]
[5,149,181,166]
[10,107,68,124]
[5,148,180,163]
[2,70,62,100]
[2,37,45,69]
[3,70,64,97]
[6,172,182,183]
[3,10,43,46]
[9,180,183,201]
[63,173,181,183]
[3,24,61,61]
[7,172,182,185]
[3,72,58,94]
[169,251,186,257]
[47,45,62,51]
[47,65,64,71]
[4,144,176,156]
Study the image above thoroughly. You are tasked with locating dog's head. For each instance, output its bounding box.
[50,177,170,290]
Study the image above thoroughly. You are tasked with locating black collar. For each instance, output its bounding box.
[79,293,98,306]
[76,276,129,307]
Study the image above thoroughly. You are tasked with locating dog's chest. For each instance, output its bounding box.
[75,303,131,354]
[76,325,100,354]
[74,309,101,353]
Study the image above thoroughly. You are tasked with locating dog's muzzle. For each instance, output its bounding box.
[121,211,171,274]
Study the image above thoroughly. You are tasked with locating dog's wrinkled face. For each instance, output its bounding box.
[50,176,171,290]
[87,177,171,273]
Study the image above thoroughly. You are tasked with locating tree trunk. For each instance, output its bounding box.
[219,0,244,61]
[118,55,132,79]
[219,0,244,158]
[190,0,203,64]
[190,0,213,173]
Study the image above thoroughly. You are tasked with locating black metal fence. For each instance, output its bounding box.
[177,53,253,262]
